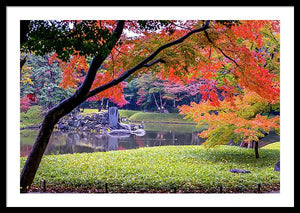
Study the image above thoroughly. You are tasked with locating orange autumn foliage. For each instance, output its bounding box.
[179,90,280,147]
[48,20,280,136]
[48,51,128,107]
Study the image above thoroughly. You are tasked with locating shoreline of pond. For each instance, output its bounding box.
[20,120,198,130]
[20,128,279,157]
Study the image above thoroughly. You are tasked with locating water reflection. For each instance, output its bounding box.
[20,129,279,157]
[20,130,205,156]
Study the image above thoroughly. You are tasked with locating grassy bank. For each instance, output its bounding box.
[20,105,44,128]
[81,109,196,124]
[261,142,280,150]
[128,111,195,124]
[21,108,196,127]
[21,144,280,193]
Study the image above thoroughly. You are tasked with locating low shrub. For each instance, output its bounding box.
[20,105,44,128]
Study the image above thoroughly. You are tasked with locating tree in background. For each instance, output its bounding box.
[21,54,74,110]
[135,73,204,112]
[163,79,204,109]
[20,96,31,113]
[122,78,140,110]
[135,73,168,112]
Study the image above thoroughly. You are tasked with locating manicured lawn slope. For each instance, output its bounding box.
[129,111,195,124]
[21,145,280,193]
[261,142,280,150]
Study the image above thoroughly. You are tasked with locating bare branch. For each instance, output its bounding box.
[204,30,240,67]
[217,47,240,67]
[113,46,128,57]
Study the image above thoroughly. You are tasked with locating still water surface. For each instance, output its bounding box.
[20,129,206,157]
[20,127,279,157]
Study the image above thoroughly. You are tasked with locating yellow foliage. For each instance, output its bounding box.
[20,65,33,85]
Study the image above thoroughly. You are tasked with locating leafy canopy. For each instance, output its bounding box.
[22,20,280,146]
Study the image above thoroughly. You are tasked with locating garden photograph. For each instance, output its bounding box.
[6,6,294,207]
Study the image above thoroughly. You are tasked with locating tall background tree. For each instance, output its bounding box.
[21,53,74,110]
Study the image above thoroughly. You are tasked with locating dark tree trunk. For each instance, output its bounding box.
[240,141,259,158]
[20,112,56,192]
[20,91,88,192]
[20,21,125,193]
[254,141,259,159]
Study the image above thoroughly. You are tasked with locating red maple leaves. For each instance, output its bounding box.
[48,20,280,119]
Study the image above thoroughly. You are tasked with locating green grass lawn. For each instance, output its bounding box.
[118,109,140,118]
[129,111,195,124]
[21,144,280,193]
[261,142,280,150]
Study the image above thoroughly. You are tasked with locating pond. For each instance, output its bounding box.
[20,124,279,157]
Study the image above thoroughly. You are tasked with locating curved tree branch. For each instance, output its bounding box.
[75,20,125,97]
[86,20,210,99]
[204,30,240,67]
[47,20,125,121]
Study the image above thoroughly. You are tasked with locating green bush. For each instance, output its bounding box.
[20,105,44,128]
